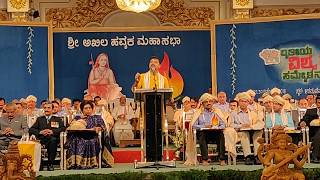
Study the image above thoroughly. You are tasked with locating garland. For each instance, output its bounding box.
[26,26,34,74]
[230,24,237,95]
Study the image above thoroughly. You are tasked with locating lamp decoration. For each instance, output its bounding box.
[116,0,161,13]
[7,0,29,12]
[232,0,253,9]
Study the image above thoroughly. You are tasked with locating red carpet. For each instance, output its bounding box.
[113,148,176,163]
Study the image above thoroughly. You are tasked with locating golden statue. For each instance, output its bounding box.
[0,141,35,180]
[258,127,309,180]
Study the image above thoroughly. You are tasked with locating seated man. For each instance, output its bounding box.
[58,98,74,126]
[262,95,273,114]
[247,90,264,123]
[51,100,62,117]
[231,92,264,165]
[72,99,82,116]
[112,96,134,146]
[223,100,239,158]
[15,101,25,116]
[0,97,5,117]
[213,91,229,113]
[96,99,114,133]
[306,94,316,109]
[229,100,238,113]
[265,95,294,129]
[300,96,320,163]
[173,96,195,130]
[25,95,43,128]
[0,103,28,150]
[60,98,73,117]
[282,93,295,111]
[270,87,282,97]
[192,93,226,166]
[29,102,65,171]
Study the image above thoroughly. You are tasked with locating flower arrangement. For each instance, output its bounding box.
[169,130,185,159]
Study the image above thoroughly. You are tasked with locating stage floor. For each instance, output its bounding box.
[38,162,320,177]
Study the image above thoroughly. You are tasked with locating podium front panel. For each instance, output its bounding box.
[145,94,163,162]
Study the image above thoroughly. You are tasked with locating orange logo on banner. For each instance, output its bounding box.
[159,52,184,98]
[211,115,218,126]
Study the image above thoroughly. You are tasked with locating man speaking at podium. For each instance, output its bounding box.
[131,56,174,167]
[133,56,169,89]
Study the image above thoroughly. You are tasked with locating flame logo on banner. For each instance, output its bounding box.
[159,52,184,98]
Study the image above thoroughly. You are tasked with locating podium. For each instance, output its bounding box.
[133,88,176,169]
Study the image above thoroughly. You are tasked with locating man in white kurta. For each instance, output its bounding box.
[24,95,43,128]
[230,92,264,165]
[282,93,295,111]
[223,100,239,158]
[173,96,195,130]
[265,95,295,129]
[96,99,114,133]
[112,96,135,145]
[263,95,273,114]
[247,89,264,122]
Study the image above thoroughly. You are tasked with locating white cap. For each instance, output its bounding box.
[236,92,251,101]
[246,89,256,97]
[270,87,281,96]
[182,96,190,103]
[62,98,72,104]
[26,95,37,102]
[199,93,216,104]
[263,95,273,104]
[273,95,285,106]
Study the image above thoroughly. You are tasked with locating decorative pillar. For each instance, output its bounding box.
[232,0,253,19]
[7,0,29,21]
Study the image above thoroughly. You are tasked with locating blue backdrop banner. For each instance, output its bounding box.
[214,17,320,99]
[0,25,49,102]
[53,29,211,101]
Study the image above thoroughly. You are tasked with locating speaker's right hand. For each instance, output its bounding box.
[135,73,140,82]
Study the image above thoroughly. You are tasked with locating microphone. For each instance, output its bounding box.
[150,65,157,90]
[153,72,157,90]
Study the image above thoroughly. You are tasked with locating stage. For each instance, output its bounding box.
[34,145,320,179]
[37,162,320,179]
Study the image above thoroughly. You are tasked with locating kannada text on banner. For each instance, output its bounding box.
[214,17,320,98]
[54,30,211,100]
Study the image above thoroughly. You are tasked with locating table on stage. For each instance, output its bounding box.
[238,127,263,157]
[199,127,224,131]
[196,127,225,163]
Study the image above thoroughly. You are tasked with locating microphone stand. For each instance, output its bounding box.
[153,71,159,168]
[152,70,157,91]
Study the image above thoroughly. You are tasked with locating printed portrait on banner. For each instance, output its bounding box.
[86,52,123,101]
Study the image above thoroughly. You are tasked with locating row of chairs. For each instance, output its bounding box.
[178,108,313,165]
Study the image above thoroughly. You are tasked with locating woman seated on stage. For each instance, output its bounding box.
[65,100,114,169]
